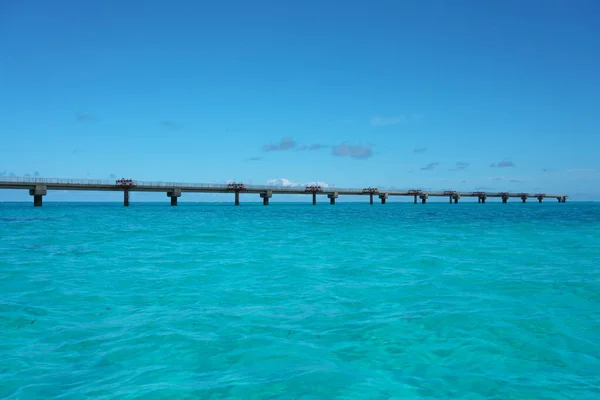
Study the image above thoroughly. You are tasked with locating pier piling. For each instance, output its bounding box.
[328,192,338,205]
[312,192,316,206]
[29,185,47,207]
[260,191,272,206]
[167,189,182,206]
[235,191,240,206]
[379,193,388,204]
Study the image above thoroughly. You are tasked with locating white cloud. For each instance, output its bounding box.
[267,178,330,188]
[267,178,298,187]
[303,181,330,188]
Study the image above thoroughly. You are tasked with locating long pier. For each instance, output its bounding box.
[0,177,568,206]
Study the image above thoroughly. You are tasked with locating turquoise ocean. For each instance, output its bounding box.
[1,201,599,399]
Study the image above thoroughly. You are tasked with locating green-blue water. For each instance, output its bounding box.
[1,202,599,399]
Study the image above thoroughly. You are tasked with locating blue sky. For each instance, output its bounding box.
[1,0,599,202]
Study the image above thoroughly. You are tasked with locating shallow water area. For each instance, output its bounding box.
[1,202,599,399]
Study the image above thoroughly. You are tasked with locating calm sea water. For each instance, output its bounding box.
[1,202,599,399]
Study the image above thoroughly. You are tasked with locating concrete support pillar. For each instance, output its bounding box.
[420,194,428,204]
[453,195,460,204]
[124,190,130,207]
[167,189,182,206]
[521,196,527,203]
[29,185,47,207]
[379,193,388,204]
[413,194,417,204]
[449,196,452,204]
[479,196,486,204]
[502,196,508,204]
[478,197,481,204]
[538,197,543,203]
[327,192,338,205]
[369,193,374,205]
[235,191,240,206]
[260,191,272,206]
[312,192,317,206]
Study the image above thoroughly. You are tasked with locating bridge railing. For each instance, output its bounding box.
[0,176,360,192]
[0,176,113,185]
[0,177,567,197]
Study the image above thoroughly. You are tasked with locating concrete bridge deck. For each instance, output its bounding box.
[0,177,568,206]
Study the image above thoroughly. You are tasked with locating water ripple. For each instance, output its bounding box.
[1,202,599,398]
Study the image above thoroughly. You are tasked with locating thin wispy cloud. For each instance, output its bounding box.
[370,115,406,126]
[332,143,373,159]
[413,147,427,153]
[475,186,494,190]
[297,144,328,151]
[450,162,470,171]
[76,112,95,122]
[509,179,524,183]
[12,171,41,178]
[490,160,516,168]
[109,173,117,179]
[420,162,439,171]
[263,137,297,152]
[160,121,179,129]
[567,168,596,173]
[245,156,263,162]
